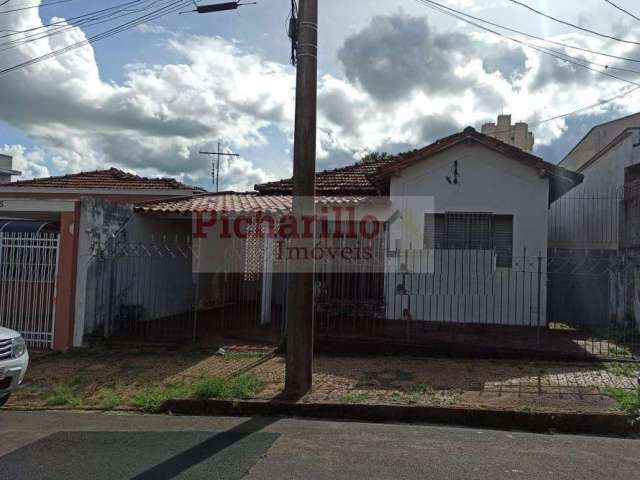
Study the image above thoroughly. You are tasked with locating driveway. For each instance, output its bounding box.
[0,411,638,479]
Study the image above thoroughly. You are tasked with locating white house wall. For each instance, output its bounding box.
[386,142,549,326]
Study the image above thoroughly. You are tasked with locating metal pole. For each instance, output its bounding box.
[284,0,318,398]
[216,142,221,193]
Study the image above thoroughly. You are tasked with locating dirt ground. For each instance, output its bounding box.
[5,345,639,414]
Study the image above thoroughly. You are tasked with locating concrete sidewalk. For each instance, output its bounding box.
[1,411,639,479]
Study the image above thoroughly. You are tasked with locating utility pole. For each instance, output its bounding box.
[284,0,318,398]
[200,143,240,192]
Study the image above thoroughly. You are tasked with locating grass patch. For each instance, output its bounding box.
[221,352,266,362]
[192,375,264,400]
[608,345,632,357]
[131,382,192,413]
[338,392,370,404]
[606,362,640,378]
[46,383,81,407]
[94,389,123,410]
[410,383,434,396]
[131,375,264,413]
[607,388,640,419]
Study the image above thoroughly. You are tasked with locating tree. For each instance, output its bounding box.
[360,152,391,163]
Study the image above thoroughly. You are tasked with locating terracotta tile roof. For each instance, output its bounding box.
[255,127,582,203]
[135,193,385,214]
[2,168,204,192]
[254,158,392,195]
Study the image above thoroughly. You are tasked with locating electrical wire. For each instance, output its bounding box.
[0,0,167,51]
[413,0,640,129]
[0,0,74,14]
[0,0,191,77]
[416,0,640,87]
[509,0,640,47]
[603,0,640,23]
[410,0,640,64]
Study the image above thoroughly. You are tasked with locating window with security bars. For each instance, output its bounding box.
[424,212,513,268]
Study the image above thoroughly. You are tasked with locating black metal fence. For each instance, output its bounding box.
[548,188,622,249]
[83,234,640,360]
[86,237,197,342]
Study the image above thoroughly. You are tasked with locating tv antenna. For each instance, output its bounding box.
[200,143,241,192]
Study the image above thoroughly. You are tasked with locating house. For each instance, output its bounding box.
[550,122,640,250]
[560,112,640,173]
[0,168,203,351]
[548,114,640,334]
[113,127,581,346]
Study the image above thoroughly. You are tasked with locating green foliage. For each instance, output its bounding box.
[192,375,264,400]
[608,345,632,357]
[46,384,80,407]
[411,383,434,396]
[607,388,640,419]
[360,152,391,164]
[132,375,264,413]
[221,352,266,362]
[606,362,640,378]
[338,392,370,404]
[96,390,123,410]
[131,382,192,413]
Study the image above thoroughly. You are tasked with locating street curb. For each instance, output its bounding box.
[161,399,639,437]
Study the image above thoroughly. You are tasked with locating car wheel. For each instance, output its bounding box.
[0,393,10,407]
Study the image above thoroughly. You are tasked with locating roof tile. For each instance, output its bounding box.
[2,168,203,191]
[135,193,383,214]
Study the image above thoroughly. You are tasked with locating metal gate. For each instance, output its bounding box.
[0,232,59,349]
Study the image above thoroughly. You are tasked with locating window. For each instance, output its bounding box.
[424,213,513,268]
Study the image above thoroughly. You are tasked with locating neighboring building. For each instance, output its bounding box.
[548,117,640,334]
[549,127,640,250]
[560,112,640,172]
[481,115,535,152]
[0,155,21,184]
[126,127,580,341]
[0,168,203,351]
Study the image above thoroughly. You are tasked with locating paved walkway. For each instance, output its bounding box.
[0,411,638,479]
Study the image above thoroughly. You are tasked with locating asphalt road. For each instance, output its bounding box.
[0,411,638,479]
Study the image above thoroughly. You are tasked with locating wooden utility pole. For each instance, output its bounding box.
[284,0,318,398]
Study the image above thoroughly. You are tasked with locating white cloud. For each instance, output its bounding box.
[0,144,50,180]
[1,5,639,190]
[0,8,292,190]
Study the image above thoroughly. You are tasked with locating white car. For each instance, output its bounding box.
[0,327,29,407]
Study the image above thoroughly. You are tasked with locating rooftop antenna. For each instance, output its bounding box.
[200,143,241,192]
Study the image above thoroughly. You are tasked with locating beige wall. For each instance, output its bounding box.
[561,113,640,171]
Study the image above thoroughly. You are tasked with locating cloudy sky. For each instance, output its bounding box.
[1,0,640,190]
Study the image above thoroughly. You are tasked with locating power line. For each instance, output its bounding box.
[0,0,165,51]
[0,0,74,14]
[604,0,640,23]
[415,0,640,87]
[508,0,640,47]
[0,0,155,39]
[0,0,190,77]
[411,0,640,64]
[412,0,640,129]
